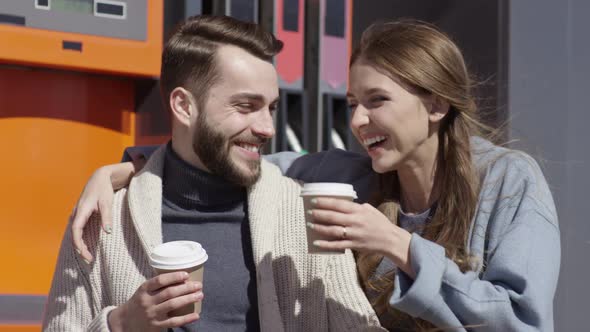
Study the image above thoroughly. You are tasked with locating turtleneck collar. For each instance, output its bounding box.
[163,143,245,209]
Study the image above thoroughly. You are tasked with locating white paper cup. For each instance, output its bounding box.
[300,183,357,254]
[149,241,208,315]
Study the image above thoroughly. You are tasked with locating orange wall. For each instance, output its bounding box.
[0,67,135,297]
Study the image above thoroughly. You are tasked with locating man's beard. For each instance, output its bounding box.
[192,113,266,187]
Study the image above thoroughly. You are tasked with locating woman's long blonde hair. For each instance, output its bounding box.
[352,20,490,331]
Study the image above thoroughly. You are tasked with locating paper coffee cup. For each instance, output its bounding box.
[300,183,357,254]
[149,241,208,315]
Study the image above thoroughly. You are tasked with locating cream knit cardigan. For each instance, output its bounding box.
[43,147,384,331]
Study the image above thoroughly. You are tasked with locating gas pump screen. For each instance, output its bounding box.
[52,0,93,14]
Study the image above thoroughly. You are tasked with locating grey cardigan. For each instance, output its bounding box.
[126,137,560,331]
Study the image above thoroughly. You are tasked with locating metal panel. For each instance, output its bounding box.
[509,0,589,330]
[0,0,146,40]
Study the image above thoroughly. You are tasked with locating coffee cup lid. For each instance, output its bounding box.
[300,182,357,199]
[149,241,208,270]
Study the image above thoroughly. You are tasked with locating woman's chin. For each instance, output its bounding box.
[371,159,396,174]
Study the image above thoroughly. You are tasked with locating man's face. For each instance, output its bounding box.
[192,45,279,187]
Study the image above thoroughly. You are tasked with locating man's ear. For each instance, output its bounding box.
[428,96,450,123]
[170,87,196,126]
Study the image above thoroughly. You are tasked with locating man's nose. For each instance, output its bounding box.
[252,109,276,138]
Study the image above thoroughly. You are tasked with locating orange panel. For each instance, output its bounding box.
[0,325,39,332]
[0,67,135,296]
[0,1,163,77]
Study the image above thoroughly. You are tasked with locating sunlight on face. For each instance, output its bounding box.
[191,45,279,186]
[347,61,435,173]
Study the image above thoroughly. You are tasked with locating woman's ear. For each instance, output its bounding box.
[428,96,450,123]
[170,87,197,126]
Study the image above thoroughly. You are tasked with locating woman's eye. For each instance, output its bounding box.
[369,96,388,104]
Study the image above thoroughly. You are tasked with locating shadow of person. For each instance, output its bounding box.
[43,212,106,324]
[266,254,383,331]
[51,200,152,313]
[46,207,382,331]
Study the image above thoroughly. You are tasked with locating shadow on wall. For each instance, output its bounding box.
[0,66,134,133]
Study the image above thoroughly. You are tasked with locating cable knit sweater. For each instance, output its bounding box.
[42,146,384,332]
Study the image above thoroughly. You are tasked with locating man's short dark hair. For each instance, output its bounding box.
[160,15,283,111]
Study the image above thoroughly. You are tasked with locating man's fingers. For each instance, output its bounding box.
[156,312,200,328]
[145,272,189,292]
[153,282,203,304]
[98,197,113,234]
[155,292,203,318]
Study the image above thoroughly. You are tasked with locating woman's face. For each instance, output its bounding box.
[347,61,438,174]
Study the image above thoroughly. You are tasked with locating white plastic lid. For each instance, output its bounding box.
[149,241,208,270]
[300,182,357,199]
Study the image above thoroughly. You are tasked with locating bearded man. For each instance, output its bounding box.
[42,15,382,332]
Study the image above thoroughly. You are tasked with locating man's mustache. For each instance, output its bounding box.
[231,135,269,146]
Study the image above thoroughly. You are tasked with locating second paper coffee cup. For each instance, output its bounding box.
[301,183,357,254]
[149,241,208,315]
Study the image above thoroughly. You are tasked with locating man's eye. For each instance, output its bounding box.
[237,103,254,110]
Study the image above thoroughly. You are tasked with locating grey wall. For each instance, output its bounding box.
[352,0,509,130]
[509,0,590,330]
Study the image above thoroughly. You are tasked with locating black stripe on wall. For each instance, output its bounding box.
[0,13,25,26]
[62,41,83,52]
[0,295,46,324]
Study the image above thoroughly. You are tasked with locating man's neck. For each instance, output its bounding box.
[163,143,244,208]
[171,138,210,173]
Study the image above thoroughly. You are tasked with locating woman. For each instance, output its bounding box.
[71,20,560,331]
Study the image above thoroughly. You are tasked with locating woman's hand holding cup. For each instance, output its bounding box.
[308,196,415,277]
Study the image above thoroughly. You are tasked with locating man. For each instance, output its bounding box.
[42,15,382,331]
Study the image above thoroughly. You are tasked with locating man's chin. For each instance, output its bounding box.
[230,171,260,187]
[238,165,261,186]
[226,158,261,187]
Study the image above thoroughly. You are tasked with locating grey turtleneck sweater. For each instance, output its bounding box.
[161,145,259,331]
